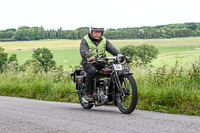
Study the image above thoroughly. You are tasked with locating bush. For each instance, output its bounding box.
[0,38,15,42]
[8,54,18,64]
[4,54,19,72]
[120,44,159,65]
[135,44,159,64]
[32,48,56,72]
[19,58,42,73]
[0,47,8,73]
[119,45,136,59]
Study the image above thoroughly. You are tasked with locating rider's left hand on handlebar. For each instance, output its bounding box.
[125,56,131,63]
[87,56,96,63]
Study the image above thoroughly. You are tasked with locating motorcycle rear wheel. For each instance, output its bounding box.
[77,83,94,109]
[116,74,138,114]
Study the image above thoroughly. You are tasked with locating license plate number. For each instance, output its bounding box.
[113,64,122,71]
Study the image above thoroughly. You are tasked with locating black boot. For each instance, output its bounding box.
[86,94,94,102]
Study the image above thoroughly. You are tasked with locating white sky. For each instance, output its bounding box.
[0,0,200,30]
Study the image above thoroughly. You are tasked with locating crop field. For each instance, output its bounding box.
[1,37,200,51]
[0,37,199,67]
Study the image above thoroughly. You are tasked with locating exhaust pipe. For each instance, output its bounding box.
[81,97,88,104]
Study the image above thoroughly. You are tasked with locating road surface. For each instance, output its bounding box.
[0,96,199,133]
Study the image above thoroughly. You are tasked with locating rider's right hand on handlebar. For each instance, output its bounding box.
[87,56,96,63]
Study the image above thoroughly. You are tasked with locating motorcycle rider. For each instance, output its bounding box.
[80,22,123,101]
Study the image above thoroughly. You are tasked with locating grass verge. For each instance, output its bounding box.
[0,58,200,116]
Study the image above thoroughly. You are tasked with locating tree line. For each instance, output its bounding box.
[0,22,200,41]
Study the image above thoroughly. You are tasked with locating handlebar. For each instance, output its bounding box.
[88,54,126,65]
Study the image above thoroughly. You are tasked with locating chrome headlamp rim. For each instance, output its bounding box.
[117,55,126,65]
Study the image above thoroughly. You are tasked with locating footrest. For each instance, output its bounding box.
[71,91,79,93]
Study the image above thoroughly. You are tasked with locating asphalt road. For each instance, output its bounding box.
[0,96,199,133]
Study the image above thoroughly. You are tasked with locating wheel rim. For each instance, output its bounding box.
[78,89,88,105]
[77,83,93,108]
[119,76,133,109]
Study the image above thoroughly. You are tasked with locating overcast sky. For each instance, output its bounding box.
[0,0,199,30]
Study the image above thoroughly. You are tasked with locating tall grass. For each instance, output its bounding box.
[135,58,200,115]
[0,58,199,115]
[0,66,78,103]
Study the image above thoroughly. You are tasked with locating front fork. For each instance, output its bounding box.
[112,70,125,97]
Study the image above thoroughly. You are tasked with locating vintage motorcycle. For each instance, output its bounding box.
[70,54,138,114]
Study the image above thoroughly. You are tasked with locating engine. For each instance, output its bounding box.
[93,79,110,105]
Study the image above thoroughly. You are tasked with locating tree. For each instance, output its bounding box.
[185,22,197,30]
[138,27,151,39]
[135,44,159,64]
[32,48,56,72]
[76,27,89,39]
[66,30,78,39]
[2,22,200,41]
[14,27,31,40]
[32,27,44,40]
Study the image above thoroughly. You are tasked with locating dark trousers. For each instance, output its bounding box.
[83,63,96,95]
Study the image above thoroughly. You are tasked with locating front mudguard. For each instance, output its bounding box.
[122,70,133,75]
[117,70,133,77]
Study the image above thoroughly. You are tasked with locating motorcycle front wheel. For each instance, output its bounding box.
[116,74,138,114]
[77,83,94,109]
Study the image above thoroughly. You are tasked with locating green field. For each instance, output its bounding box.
[0,37,199,67]
[1,37,200,52]
[6,49,82,66]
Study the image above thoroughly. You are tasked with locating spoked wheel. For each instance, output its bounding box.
[77,83,93,109]
[116,74,138,114]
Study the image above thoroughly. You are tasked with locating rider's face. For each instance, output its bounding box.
[92,30,102,39]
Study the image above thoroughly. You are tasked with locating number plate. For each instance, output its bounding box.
[113,64,122,71]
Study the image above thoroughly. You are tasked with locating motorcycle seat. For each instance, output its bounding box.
[98,68,112,74]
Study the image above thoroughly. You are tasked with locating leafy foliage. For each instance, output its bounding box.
[14,26,44,40]
[32,48,56,72]
[8,54,18,64]
[119,45,136,59]
[0,47,8,73]
[6,54,19,72]
[19,58,42,72]
[135,44,159,64]
[136,58,200,115]
[120,44,159,65]
[1,22,200,41]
